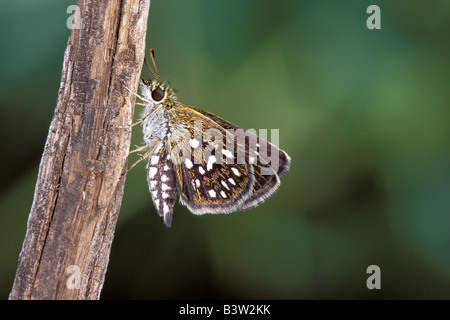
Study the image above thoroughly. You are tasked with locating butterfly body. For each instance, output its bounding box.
[137,76,290,227]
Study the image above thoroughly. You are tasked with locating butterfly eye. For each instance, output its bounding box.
[152,87,165,101]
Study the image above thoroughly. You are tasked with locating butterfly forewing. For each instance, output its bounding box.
[167,105,290,214]
[185,105,291,176]
[167,107,255,214]
[181,106,290,206]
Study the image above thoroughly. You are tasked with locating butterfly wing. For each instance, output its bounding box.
[167,106,255,214]
[168,105,290,215]
[146,142,178,226]
[182,106,291,210]
[185,105,291,178]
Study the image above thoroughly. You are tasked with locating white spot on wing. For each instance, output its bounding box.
[199,166,205,175]
[208,190,216,198]
[222,149,233,159]
[161,175,168,182]
[149,167,157,179]
[231,167,241,177]
[190,138,200,148]
[150,156,159,165]
[220,191,227,198]
[221,180,230,190]
[228,178,236,185]
[207,156,216,171]
[185,158,193,169]
[162,183,171,191]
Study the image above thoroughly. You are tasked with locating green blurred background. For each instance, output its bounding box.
[0,0,449,299]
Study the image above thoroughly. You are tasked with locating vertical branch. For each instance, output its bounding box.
[9,0,150,300]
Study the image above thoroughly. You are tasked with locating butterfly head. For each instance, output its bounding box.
[141,78,167,101]
[140,78,179,108]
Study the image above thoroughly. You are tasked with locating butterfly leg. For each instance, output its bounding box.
[116,119,144,129]
[123,85,152,104]
[126,149,151,174]
[129,144,148,154]
[125,138,161,174]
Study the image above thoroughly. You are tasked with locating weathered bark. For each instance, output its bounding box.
[9,0,150,300]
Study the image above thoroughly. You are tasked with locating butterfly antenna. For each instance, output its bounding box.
[149,49,161,83]
[143,56,158,81]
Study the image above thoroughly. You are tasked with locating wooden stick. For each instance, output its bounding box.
[9,0,151,300]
